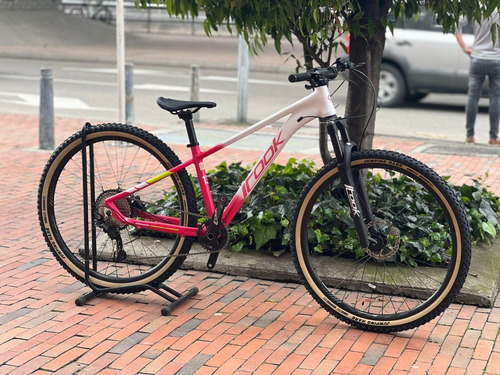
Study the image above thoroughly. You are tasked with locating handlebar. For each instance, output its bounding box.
[288,58,357,86]
[288,72,315,83]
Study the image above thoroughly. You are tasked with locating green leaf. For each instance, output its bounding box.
[203,20,212,36]
[354,246,365,260]
[314,229,330,243]
[479,200,499,225]
[431,252,442,264]
[254,223,278,250]
[313,8,320,24]
[232,241,247,252]
[482,221,497,239]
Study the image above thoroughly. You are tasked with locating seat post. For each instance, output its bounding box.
[178,110,199,147]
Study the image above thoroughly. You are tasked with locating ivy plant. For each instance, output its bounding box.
[453,175,500,245]
[157,159,500,265]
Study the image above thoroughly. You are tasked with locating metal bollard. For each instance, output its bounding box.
[125,62,134,126]
[39,68,55,150]
[237,35,249,123]
[190,65,200,122]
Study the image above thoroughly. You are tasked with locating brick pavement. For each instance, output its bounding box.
[1,113,500,374]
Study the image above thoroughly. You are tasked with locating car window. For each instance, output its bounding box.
[393,10,436,31]
[393,10,474,34]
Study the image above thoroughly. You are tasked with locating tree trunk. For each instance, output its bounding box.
[303,42,314,70]
[346,0,392,150]
[319,0,392,163]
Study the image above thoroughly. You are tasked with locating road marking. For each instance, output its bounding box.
[0,73,114,87]
[0,73,234,93]
[134,84,234,94]
[0,91,113,111]
[63,66,186,78]
[61,67,289,85]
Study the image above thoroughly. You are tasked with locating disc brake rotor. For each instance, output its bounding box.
[365,218,401,260]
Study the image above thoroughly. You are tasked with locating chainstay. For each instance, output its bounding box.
[114,198,223,259]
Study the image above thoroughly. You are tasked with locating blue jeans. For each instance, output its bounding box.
[466,58,500,139]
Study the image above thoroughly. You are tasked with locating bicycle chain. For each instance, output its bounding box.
[106,191,296,261]
[127,193,299,260]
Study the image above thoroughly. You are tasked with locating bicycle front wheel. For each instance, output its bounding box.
[291,150,471,332]
[38,124,197,291]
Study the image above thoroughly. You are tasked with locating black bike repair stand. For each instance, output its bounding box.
[75,123,198,316]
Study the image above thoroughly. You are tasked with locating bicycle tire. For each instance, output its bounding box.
[291,150,471,332]
[93,7,112,24]
[38,124,197,291]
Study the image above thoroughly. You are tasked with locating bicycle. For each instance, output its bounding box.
[68,0,113,24]
[37,59,471,332]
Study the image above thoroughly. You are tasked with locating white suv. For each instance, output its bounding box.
[379,10,475,106]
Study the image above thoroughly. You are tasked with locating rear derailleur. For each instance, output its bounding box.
[93,189,131,262]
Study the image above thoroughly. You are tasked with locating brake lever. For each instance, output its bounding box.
[335,58,365,71]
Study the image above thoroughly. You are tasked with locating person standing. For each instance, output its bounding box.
[455,11,500,145]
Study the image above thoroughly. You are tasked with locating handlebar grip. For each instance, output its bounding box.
[288,72,312,83]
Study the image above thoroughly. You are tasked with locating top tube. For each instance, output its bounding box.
[220,85,337,149]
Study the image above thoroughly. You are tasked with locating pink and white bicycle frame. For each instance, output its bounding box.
[105,85,337,237]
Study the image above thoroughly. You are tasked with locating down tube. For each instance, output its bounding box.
[221,118,307,224]
[221,85,336,224]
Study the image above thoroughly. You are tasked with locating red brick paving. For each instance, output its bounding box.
[1,113,500,374]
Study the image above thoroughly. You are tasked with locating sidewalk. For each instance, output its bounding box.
[1,113,500,374]
[2,9,500,375]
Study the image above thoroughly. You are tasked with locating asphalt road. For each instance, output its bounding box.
[0,56,307,126]
[0,56,492,146]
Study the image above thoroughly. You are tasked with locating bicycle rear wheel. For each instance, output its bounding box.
[291,150,471,332]
[38,124,197,291]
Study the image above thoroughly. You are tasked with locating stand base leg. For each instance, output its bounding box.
[74,284,198,315]
[75,290,103,306]
[161,287,199,316]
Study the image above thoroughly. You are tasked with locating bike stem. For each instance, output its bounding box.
[323,116,374,249]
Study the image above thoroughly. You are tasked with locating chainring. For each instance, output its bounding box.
[198,221,229,252]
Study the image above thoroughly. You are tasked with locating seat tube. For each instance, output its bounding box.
[178,110,215,216]
[191,146,215,217]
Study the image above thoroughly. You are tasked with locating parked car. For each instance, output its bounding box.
[378,10,475,106]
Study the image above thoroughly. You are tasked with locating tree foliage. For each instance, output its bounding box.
[137,0,500,155]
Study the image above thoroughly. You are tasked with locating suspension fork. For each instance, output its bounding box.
[322,116,375,248]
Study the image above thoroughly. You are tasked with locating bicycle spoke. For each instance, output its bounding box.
[39,125,197,288]
[292,150,470,331]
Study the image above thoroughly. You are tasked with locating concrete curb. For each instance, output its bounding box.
[180,241,500,307]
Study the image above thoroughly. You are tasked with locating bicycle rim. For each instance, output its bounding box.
[38,124,196,289]
[292,150,471,332]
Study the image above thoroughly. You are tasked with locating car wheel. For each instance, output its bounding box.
[378,64,407,107]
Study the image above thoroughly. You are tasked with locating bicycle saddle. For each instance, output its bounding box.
[157,97,217,113]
